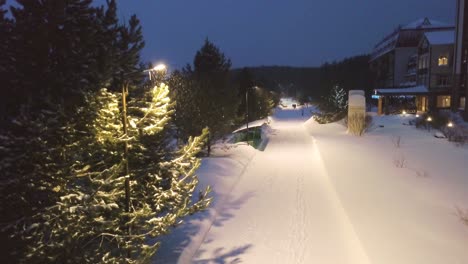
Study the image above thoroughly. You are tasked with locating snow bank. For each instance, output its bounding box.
[153,143,257,263]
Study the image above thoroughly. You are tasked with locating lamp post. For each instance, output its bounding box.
[144,63,167,83]
[246,88,249,145]
[246,86,259,145]
[121,64,167,235]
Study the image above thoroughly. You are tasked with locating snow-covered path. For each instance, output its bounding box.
[192,107,371,264]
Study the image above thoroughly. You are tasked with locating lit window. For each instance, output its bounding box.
[438,56,448,66]
[436,95,451,108]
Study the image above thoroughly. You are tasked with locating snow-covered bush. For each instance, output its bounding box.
[313,112,346,124]
[414,112,450,130]
[347,114,372,136]
[414,111,467,145]
[441,126,467,145]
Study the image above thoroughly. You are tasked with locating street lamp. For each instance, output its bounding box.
[246,86,259,145]
[144,63,167,81]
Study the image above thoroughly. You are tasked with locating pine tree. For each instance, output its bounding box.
[2,0,145,117]
[172,39,238,155]
[0,104,74,263]
[236,68,256,123]
[320,85,347,114]
[169,69,202,140]
[329,85,348,112]
[0,0,15,119]
[7,83,211,263]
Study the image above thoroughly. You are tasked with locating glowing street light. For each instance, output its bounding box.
[447,122,454,128]
[415,114,420,118]
[402,110,407,115]
[144,63,167,81]
[153,63,167,72]
[427,116,432,122]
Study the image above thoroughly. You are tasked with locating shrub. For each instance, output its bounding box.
[347,114,372,136]
[313,111,346,124]
[413,111,468,145]
[314,85,348,124]
[414,111,450,130]
[441,126,467,145]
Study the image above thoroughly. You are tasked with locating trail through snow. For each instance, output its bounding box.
[192,105,371,264]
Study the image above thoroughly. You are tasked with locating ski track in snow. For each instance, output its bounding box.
[190,105,371,264]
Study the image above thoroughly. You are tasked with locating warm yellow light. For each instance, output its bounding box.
[447,122,454,127]
[153,64,167,72]
[427,117,432,122]
[402,110,407,115]
[415,114,420,118]
[438,56,448,66]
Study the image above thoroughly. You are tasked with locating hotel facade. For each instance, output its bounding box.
[371,2,468,119]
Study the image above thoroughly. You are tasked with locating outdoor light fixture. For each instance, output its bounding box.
[153,64,167,72]
[402,110,407,115]
[427,117,432,122]
[416,114,420,117]
[143,63,167,80]
[447,122,454,127]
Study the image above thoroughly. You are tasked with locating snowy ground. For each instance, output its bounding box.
[306,114,468,264]
[154,99,468,263]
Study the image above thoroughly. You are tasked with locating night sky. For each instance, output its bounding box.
[15,0,458,69]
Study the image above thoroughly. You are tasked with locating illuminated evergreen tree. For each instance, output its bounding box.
[7,84,211,263]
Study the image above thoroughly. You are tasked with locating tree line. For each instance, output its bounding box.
[242,55,375,104]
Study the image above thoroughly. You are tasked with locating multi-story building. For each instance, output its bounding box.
[371,18,454,89]
[371,18,457,114]
[453,0,468,118]
[417,30,455,110]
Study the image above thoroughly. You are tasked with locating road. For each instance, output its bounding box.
[192,106,371,264]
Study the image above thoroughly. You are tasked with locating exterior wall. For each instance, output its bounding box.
[429,44,454,92]
[454,0,465,75]
[394,47,418,87]
[453,0,468,118]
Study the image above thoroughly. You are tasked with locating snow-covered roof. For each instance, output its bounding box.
[424,30,455,45]
[401,18,453,30]
[371,32,399,60]
[371,18,454,61]
[374,85,428,95]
